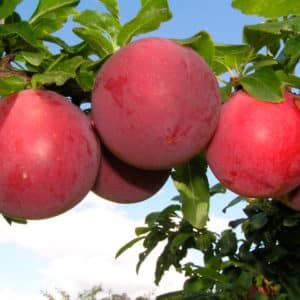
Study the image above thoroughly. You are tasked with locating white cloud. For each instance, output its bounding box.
[0,192,230,299]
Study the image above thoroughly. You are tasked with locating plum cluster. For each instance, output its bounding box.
[0,37,221,220]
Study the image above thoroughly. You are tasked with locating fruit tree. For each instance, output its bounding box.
[1,0,300,299]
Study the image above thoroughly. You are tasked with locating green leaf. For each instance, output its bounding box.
[0,21,44,49]
[115,236,145,259]
[240,67,283,102]
[73,9,120,40]
[195,266,229,284]
[212,44,251,75]
[276,70,300,89]
[0,0,22,19]
[174,31,214,65]
[73,27,114,58]
[135,227,151,236]
[117,0,172,46]
[194,231,216,252]
[97,0,120,20]
[172,154,210,229]
[0,76,28,97]
[243,17,300,52]
[232,0,300,18]
[284,35,300,59]
[29,0,80,24]
[217,229,237,257]
[32,56,85,86]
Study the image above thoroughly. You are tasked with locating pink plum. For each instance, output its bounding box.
[0,89,101,219]
[206,90,300,198]
[93,145,170,203]
[92,37,221,170]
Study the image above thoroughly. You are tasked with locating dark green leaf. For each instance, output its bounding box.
[3,215,27,225]
[0,0,21,19]
[115,236,145,258]
[97,0,120,20]
[73,10,120,40]
[29,0,79,24]
[232,0,300,18]
[117,0,172,46]
[223,196,245,213]
[0,76,28,96]
[170,233,194,252]
[175,31,214,65]
[73,27,114,58]
[137,229,166,273]
[240,67,283,102]
[210,183,226,196]
[217,229,237,256]
[229,218,246,229]
[249,212,268,230]
[235,271,252,290]
[172,155,210,229]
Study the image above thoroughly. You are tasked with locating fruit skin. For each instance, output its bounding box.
[206,90,300,198]
[92,37,221,170]
[93,145,170,203]
[0,89,101,219]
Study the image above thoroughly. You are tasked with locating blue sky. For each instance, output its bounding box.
[0,1,260,299]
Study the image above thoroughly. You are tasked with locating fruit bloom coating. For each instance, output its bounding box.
[92,37,221,170]
[93,145,170,203]
[0,89,101,219]
[207,90,300,198]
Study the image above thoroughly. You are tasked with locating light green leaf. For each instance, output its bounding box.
[0,76,28,97]
[117,0,172,46]
[73,10,120,40]
[0,21,43,49]
[174,31,214,65]
[31,7,77,36]
[97,0,120,20]
[32,56,85,86]
[16,51,47,67]
[73,27,114,58]
[240,67,283,102]
[29,0,79,24]
[172,155,210,229]
[0,0,22,19]
[232,0,300,18]
[212,44,251,75]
